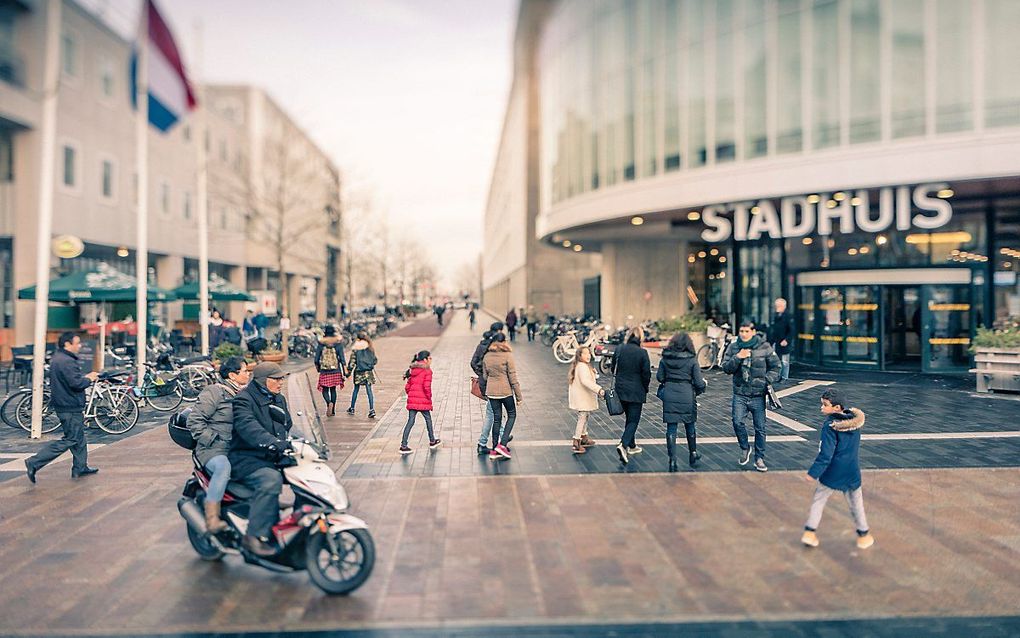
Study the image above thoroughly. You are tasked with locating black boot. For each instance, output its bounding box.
[689,450,701,467]
[685,423,700,467]
[668,457,679,472]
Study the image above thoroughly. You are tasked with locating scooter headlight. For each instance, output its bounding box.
[305,481,349,509]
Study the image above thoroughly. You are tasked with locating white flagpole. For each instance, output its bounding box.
[29,0,62,440]
[135,0,149,386]
[194,20,209,356]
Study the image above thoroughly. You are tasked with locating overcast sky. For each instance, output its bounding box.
[86,0,517,289]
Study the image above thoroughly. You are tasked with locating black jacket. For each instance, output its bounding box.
[49,349,92,411]
[470,338,491,377]
[229,380,293,471]
[656,350,706,424]
[612,341,651,403]
[721,338,781,397]
[767,312,795,355]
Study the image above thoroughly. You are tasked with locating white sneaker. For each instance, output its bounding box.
[754,458,768,472]
[739,448,752,465]
[628,446,643,455]
[616,443,629,464]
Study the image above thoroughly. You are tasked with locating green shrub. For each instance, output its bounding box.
[971,325,1020,351]
[657,314,711,334]
[213,342,245,361]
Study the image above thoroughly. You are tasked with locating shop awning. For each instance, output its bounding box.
[17,263,177,302]
[172,274,255,302]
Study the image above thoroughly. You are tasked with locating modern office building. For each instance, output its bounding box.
[0,0,341,347]
[489,0,1020,373]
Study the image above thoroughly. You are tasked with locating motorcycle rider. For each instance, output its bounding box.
[187,356,249,534]
[230,362,293,557]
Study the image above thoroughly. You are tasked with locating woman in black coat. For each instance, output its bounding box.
[657,332,707,471]
[611,327,651,464]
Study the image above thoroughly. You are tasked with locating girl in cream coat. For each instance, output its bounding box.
[568,346,604,454]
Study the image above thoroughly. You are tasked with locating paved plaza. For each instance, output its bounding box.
[0,312,1019,637]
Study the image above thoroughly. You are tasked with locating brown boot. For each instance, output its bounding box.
[580,434,597,447]
[571,438,586,454]
[327,403,335,417]
[204,500,228,534]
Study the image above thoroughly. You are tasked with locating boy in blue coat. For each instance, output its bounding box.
[801,388,874,550]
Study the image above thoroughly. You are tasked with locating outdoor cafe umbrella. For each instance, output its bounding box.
[171,273,255,302]
[17,263,177,302]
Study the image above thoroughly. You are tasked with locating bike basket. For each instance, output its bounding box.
[167,409,196,450]
[706,325,724,339]
[148,376,180,397]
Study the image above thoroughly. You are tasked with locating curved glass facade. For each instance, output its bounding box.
[539,0,1020,212]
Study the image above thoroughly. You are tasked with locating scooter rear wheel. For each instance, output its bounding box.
[187,524,224,561]
[305,528,375,595]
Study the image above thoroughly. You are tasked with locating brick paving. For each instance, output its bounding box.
[1,312,1019,636]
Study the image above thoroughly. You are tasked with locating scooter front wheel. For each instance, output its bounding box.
[305,528,375,595]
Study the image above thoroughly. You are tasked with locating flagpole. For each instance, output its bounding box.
[194,20,209,356]
[135,0,149,386]
[29,0,62,440]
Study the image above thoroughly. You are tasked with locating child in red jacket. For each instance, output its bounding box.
[399,350,440,454]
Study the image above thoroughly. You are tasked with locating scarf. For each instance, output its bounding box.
[735,334,760,381]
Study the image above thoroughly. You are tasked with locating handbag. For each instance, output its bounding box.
[603,388,624,416]
[655,382,665,401]
[765,382,783,411]
[470,376,486,400]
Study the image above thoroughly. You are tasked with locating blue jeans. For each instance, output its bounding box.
[779,353,790,381]
[205,455,231,503]
[732,395,767,462]
[350,384,375,411]
[478,400,497,446]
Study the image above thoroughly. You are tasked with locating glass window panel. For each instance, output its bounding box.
[62,146,75,187]
[715,0,736,162]
[812,0,840,149]
[890,0,926,138]
[101,160,112,198]
[850,0,881,143]
[935,0,972,133]
[743,0,767,159]
[664,0,681,171]
[994,200,1020,326]
[686,0,707,167]
[985,0,1020,127]
[776,0,802,153]
[61,33,76,76]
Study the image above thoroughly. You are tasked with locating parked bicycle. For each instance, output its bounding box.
[13,372,139,435]
[697,323,735,371]
[552,324,610,364]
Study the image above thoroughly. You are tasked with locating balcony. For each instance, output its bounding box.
[0,47,24,88]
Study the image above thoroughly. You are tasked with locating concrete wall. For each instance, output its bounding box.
[600,240,689,326]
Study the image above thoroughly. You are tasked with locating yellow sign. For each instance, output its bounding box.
[929,338,970,345]
[798,333,815,340]
[928,304,970,311]
[847,336,878,343]
[845,304,878,311]
[52,235,84,259]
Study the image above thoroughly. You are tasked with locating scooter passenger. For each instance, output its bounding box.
[230,362,293,557]
[187,356,250,534]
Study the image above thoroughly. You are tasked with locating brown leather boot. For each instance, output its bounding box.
[204,500,228,534]
[580,434,597,447]
[571,438,586,454]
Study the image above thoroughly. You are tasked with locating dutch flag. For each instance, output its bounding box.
[130,0,196,132]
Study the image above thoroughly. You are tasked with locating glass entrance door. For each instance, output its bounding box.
[819,287,845,365]
[922,284,972,372]
[844,286,880,365]
[884,286,922,369]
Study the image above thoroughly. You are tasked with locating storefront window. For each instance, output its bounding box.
[776,0,802,154]
[715,0,736,162]
[849,0,881,143]
[812,0,840,149]
[935,0,972,133]
[985,0,1020,128]
[738,242,783,327]
[743,0,767,159]
[890,0,926,138]
[686,0,707,167]
[994,201,1020,325]
[687,244,732,324]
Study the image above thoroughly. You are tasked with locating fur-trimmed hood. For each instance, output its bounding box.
[318,336,341,346]
[828,407,865,432]
[488,341,512,353]
[352,340,370,351]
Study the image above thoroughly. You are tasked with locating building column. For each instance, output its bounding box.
[315,276,326,321]
[600,240,686,326]
[227,264,247,321]
[156,255,185,328]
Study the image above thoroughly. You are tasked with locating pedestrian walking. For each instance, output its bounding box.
[801,388,874,550]
[568,346,604,454]
[471,322,504,454]
[482,333,522,460]
[469,307,477,330]
[209,309,225,349]
[315,325,347,417]
[435,304,446,326]
[505,308,518,342]
[399,350,440,454]
[186,356,249,533]
[721,320,782,471]
[24,332,100,483]
[346,332,378,418]
[526,305,539,342]
[767,298,795,382]
[612,327,651,464]
[656,333,707,472]
[253,310,268,338]
[242,310,257,340]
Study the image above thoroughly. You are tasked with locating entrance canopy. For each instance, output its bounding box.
[17,263,177,302]
[172,274,255,302]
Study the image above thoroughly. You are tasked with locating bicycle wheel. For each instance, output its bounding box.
[553,341,573,364]
[146,383,184,412]
[95,387,140,434]
[178,367,211,402]
[696,343,717,371]
[2,389,29,429]
[541,332,555,347]
[15,392,61,433]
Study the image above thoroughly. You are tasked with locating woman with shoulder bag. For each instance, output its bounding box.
[315,324,346,417]
[346,332,379,418]
[568,346,604,454]
[657,332,708,472]
[482,333,522,460]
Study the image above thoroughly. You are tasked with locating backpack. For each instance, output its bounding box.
[319,344,340,371]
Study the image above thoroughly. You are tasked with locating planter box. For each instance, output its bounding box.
[971,347,1020,393]
[260,352,286,364]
